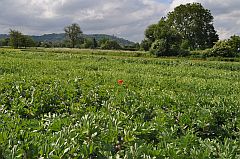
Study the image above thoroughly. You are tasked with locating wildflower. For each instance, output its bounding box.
[118,79,123,85]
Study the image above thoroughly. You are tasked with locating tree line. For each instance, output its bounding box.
[1,2,240,57]
[141,2,240,58]
[0,23,137,51]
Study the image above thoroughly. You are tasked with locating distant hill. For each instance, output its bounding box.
[0,33,135,46]
[0,34,9,39]
[84,34,135,46]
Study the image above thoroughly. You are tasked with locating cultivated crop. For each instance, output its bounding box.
[0,48,240,158]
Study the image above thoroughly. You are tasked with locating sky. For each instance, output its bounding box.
[0,0,239,42]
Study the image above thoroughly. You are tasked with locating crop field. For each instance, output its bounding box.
[0,48,240,158]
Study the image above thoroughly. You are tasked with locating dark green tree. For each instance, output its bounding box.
[211,40,235,57]
[145,18,183,56]
[101,40,122,50]
[140,39,152,51]
[93,38,98,49]
[83,38,94,49]
[167,3,219,50]
[9,29,23,49]
[211,35,240,57]
[145,24,158,43]
[21,35,35,48]
[0,38,10,47]
[64,23,83,48]
[228,35,240,53]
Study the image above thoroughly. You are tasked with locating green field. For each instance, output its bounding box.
[1,48,240,158]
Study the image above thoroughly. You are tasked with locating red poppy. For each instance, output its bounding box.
[118,80,124,85]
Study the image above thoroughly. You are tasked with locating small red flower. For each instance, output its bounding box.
[117,80,124,85]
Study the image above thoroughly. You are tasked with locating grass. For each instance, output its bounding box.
[0,48,240,158]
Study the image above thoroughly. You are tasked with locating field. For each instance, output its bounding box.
[0,48,240,158]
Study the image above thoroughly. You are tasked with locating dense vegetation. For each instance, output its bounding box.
[1,48,240,158]
[143,3,219,56]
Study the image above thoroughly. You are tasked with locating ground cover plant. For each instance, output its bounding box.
[0,48,240,158]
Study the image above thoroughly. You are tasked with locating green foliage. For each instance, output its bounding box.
[211,40,235,57]
[9,30,35,49]
[167,3,219,50]
[0,48,240,158]
[100,40,122,50]
[82,38,98,49]
[0,38,10,47]
[144,2,219,54]
[146,18,184,56]
[140,39,152,51]
[9,29,23,49]
[21,35,36,48]
[64,23,83,48]
[229,35,240,53]
[150,39,167,56]
[210,36,240,57]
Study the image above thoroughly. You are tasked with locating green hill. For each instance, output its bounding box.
[0,33,135,46]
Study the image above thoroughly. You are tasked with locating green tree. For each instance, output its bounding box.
[167,3,219,50]
[211,40,235,57]
[21,35,35,48]
[140,39,152,51]
[0,38,10,47]
[101,40,122,50]
[9,29,23,49]
[228,35,240,53]
[145,18,183,56]
[93,38,98,49]
[99,38,108,46]
[83,38,94,49]
[145,24,158,43]
[64,23,83,48]
[211,35,240,57]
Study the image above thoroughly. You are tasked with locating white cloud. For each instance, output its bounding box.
[0,0,240,41]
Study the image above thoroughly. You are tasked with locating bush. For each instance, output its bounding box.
[150,39,168,56]
[150,39,189,57]
[211,40,236,57]
[190,49,212,58]
[101,40,122,50]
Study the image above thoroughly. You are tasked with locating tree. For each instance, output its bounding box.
[167,3,219,50]
[228,35,240,53]
[93,38,98,49]
[211,40,235,57]
[140,39,152,51]
[145,24,158,43]
[145,18,183,56]
[9,29,23,49]
[21,35,35,48]
[82,38,94,49]
[100,40,122,50]
[0,38,10,47]
[64,23,83,48]
[211,35,240,57]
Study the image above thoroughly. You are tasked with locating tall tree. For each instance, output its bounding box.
[64,23,83,48]
[147,18,183,56]
[167,3,219,50]
[9,29,23,49]
[92,38,98,49]
[21,35,35,48]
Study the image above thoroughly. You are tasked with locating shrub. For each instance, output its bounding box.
[150,39,189,57]
[101,40,122,50]
[211,40,236,57]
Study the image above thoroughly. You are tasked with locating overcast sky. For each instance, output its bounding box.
[0,0,239,42]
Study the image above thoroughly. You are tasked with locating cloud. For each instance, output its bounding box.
[0,0,240,42]
[0,0,167,42]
